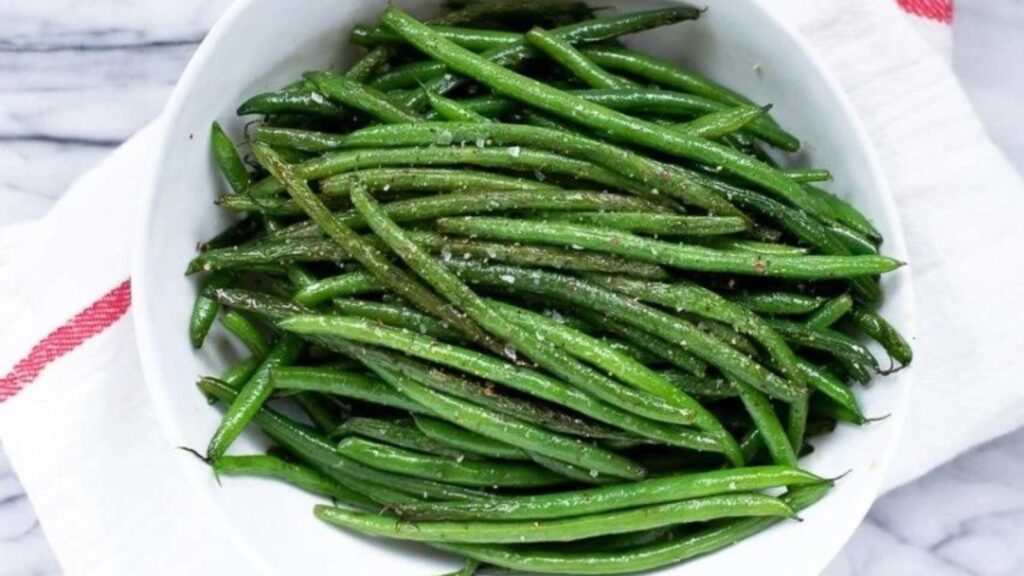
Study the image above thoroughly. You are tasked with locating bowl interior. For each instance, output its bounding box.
[134,0,914,574]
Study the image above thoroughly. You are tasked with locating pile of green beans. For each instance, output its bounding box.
[188,3,911,574]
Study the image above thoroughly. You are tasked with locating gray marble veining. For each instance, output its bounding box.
[1,0,1022,574]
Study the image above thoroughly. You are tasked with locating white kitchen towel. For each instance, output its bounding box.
[3,0,1024,574]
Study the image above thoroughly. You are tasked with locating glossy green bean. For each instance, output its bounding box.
[210,122,251,193]
[436,483,831,574]
[708,238,810,256]
[425,90,492,122]
[271,366,430,414]
[187,238,350,272]
[251,142,496,351]
[806,185,882,241]
[412,415,529,461]
[213,454,376,508]
[249,146,653,201]
[352,187,700,427]
[662,371,735,400]
[237,85,344,117]
[332,299,463,342]
[189,272,234,348]
[396,465,822,521]
[733,379,797,466]
[796,361,864,420]
[573,312,708,376]
[348,344,629,441]
[294,392,341,434]
[806,294,854,329]
[198,376,483,502]
[731,292,826,315]
[339,417,470,459]
[675,105,770,140]
[293,271,382,305]
[280,315,719,452]
[525,27,630,90]
[785,169,832,183]
[220,310,269,355]
[767,319,879,377]
[539,212,747,236]
[410,231,670,280]
[570,89,796,151]
[337,437,565,487]
[335,121,739,216]
[318,492,793,543]
[199,216,262,251]
[437,217,901,279]
[206,335,304,459]
[829,222,879,256]
[207,288,313,322]
[306,71,420,124]
[444,261,801,402]
[352,24,521,51]
[849,305,913,366]
[588,275,806,398]
[529,453,618,486]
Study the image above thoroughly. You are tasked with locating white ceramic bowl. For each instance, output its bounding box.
[134,1,915,574]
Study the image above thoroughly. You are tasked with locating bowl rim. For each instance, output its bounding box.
[132,1,916,573]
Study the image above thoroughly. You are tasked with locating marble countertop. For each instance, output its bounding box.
[1,0,1022,574]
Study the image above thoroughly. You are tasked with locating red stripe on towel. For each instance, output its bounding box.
[897,0,954,24]
[0,279,132,402]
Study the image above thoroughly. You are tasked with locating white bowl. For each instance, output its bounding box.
[134,1,915,574]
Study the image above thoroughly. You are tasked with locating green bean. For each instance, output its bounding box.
[708,238,810,256]
[539,212,747,236]
[352,24,521,51]
[828,222,879,256]
[786,396,810,455]
[337,437,565,488]
[187,238,350,272]
[581,45,792,132]
[352,187,700,427]
[359,17,824,211]
[733,379,797,466]
[446,261,801,402]
[220,354,265,391]
[525,27,631,90]
[294,392,340,434]
[739,428,765,463]
[333,299,464,342]
[320,167,557,197]
[249,146,654,201]
[487,300,735,445]
[339,417,470,460]
[785,169,832,183]
[215,195,347,217]
[210,122,251,193]
[410,231,671,280]
[318,492,793,544]
[206,335,304,459]
[237,85,344,117]
[220,310,269,355]
[293,271,382,305]
[573,312,708,376]
[412,415,529,461]
[810,398,868,425]
[437,217,900,279]
[848,305,913,366]
[305,71,420,124]
[348,344,629,441]
[796,361,863,420]
[336,122,740,216]
[213,454,376,508]
[675,105,770,140]
[280,315,719,453]
[198,376,484,502]
[436,482,830,574]
[806,185,882,241]
[767,319,879,378]
[529,453,619,486]
[251,142,497,352]
[662,371,735,400]
[271,366,430,415]
[370,8,701,93]
[396,465,822,521]
[731,292,825,315]
[425,90,492,122]
[806,295,854,328]
[207,288,313,323]
[570,89,796,151]
[345,46,392,83]
[586,275,806,397]
[189,272,234,348]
